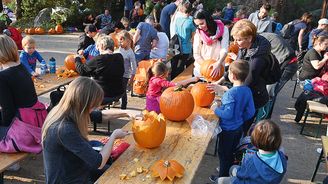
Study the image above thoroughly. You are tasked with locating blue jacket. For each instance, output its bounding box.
[20,50,45,74]
[232,151,287,184]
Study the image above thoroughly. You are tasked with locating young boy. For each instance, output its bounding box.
[77,24,97,53]
[207,60,255,181]
[20,36,46,76]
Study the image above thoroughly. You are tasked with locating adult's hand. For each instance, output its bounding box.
[111,129,129,139]
[209,62,222,77]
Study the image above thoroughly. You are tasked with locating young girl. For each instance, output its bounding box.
[42,77,129,183]
[216,120,287,184]
[146,62,198,113]
[114,30,137,109]
[20,36,46,76]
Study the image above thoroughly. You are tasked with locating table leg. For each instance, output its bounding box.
[311,149,324,182]
[0,172,4,184]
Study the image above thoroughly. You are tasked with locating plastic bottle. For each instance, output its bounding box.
[49,57,56,74]
[40,61,47,75]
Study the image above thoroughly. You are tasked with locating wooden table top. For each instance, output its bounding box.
[34,74,77,96]
[322,136,328,170]
[0,152,29,173]
[97,64,219,183]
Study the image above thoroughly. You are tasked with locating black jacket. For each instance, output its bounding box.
[77,33,95,52]
[238,35,271,109]
[75,53,125,98]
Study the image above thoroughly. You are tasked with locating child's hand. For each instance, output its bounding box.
[32,72,39,77]
[77,50,84,55]
[207,84,228,94]
[228,52,237,61]
[210,102,218,112]
[111,129,129,139]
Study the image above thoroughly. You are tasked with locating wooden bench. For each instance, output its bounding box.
[96,64,219,183]
[0,152,29,184]
[300,101,328,137]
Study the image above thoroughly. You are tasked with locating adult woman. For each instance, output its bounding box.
[75,36,125,105]
[0,35,37,129]
[299,35,328,81]
[289,12,313,51]
[193,9,229,79]
[42,77,129,183]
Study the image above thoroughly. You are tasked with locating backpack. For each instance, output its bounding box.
[169,34,182,56]
[280,21,296,39]
[262,54,281,85]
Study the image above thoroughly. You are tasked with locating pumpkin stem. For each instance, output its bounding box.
[163,160,170,167]
[174,86,183,92]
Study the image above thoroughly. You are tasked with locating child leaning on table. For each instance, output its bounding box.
[146,62,199,113]
[207,60,255,180]
[216,120,287,184]
[20,36,46,76]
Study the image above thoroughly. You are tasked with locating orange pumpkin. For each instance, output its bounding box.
[159,86,194,121]
[151,160,185,181]
[55,24,64,34]
[133,77,147,95]
[200,59,225,82]
[48,28,56,34]
[190,82,215,107]
[224,42,239,64]
[35,27,45,34]
[16,27,23,34]
[64,54,86,71]
[109,32,119,48]
[132,110,166,148]
[27,28,35,35]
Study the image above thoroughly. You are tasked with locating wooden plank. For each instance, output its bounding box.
[322,136,328,171]
[97,106,217,184]
[34,74,77,96]
[0,153,29,173]
[172,64,194,83]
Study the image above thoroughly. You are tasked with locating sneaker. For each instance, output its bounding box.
[209,175,219,183]
[6,163,21,171]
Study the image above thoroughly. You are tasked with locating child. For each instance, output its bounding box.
[129,1,144,29]
[77,24,97,53]
[114,30,137,109]
[217,120,287,184]
[20,36,46,76]
[121,17,131,31]
[207,60,255,180]
[222,2,235,21]
[146,62,198,113]
[78,33,102,61]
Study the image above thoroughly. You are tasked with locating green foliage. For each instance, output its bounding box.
[64,2,83,28]
[5,1,16,12]
[203,0,229,13]
[50,7,71,24]
[22,0,43,18]
[11,17,34,28]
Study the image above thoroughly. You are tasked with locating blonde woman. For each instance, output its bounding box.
[42,77,129,183]
[0,35,37,128]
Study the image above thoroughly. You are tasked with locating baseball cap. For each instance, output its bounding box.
[318,18,328,25]
[85,24,97,33]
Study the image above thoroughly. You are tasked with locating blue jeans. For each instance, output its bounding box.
[135,52,150,65]
[218,126,243,177]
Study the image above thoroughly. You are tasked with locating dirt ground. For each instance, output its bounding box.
[3,33,328,184]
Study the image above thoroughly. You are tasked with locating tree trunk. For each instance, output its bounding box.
[16,0,22,20]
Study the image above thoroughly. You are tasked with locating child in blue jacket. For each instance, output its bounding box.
[208,60,255,180]
[20,36,46,76]
[217,119,287,184]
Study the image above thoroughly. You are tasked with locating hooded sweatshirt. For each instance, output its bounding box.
[232,150,287,184]
[248,11,273,33]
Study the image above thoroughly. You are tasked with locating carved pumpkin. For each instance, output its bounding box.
[48,28,56,34]
[64,54,86,71]
[190,82,215,107]
[159,86,194,121]
[132,110,166,148]
[55,24,64,34]
[133,78,147,95]
[200,59,225,82]
[151,160,185,181]
[224,42,239,64]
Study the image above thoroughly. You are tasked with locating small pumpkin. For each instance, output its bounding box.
[27,28,35,35]
[151,160,185,181]
[109,32,119,48]
[16,27,23,34]
[24,28,29,34]
[132,110,166,148]
[133,78,147,95]
[48,28,56,34]
[55,24,64,34]
[190,82,215,107]
[224,42,239,64]
[64,54,86,71]
[200,59,225,82]
[159,86,194,122]
[35,27,45,34]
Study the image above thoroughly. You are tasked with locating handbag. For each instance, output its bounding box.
[47,85,66,112]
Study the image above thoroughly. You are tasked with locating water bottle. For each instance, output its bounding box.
[49,57,56,74]
[40,62,47,75]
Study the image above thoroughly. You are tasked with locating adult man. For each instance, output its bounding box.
[248,3,273,33]
[308,18,328,49]
[159,0,182,38]
[133,15,159,63]
[96,9,112,29]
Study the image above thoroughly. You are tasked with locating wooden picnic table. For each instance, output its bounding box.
[97,64,219,184]
[34,74,77,96]
[322,136,328,171]
[0,152,29,184]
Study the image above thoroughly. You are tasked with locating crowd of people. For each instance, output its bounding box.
[1,0,328,183]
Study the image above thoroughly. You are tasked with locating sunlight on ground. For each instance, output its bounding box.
[288,178,314,184]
